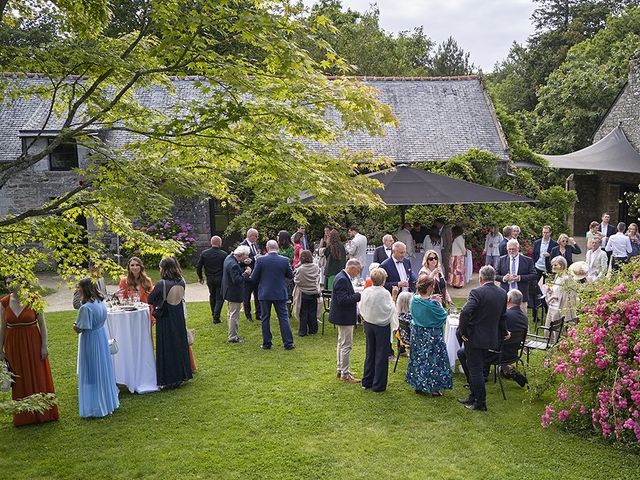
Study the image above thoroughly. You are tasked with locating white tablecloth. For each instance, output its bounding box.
[106,308,158,394]
[443,314,460,369]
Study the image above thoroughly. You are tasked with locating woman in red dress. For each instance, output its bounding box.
[0,278,59,426]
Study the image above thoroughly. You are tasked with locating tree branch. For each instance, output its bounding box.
[0,184,93,227]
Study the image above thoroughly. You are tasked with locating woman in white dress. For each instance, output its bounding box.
[545,256,577,339]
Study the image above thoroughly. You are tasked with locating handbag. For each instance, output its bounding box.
[108,338,119,355]
[187,328,195,346]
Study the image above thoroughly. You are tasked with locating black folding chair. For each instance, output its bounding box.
[393,317,411,373]
[320,289,332,335]
[487,330,527,400]
[524,316,565,365]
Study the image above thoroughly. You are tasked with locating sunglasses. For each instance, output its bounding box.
[427,256,438,261]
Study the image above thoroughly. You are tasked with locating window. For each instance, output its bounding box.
[48,139,78,171]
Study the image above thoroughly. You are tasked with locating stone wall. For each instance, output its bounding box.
[595,56,640,147]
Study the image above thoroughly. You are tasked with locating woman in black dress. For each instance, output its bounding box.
[148,257,192,389]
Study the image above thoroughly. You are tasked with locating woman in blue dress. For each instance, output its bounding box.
[405,275,452,396]
[73,278,119,418]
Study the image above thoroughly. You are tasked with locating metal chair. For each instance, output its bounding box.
[320,289,332,335]
[487,330,527,400]
[393,317,411,373]
[524,316,565,365]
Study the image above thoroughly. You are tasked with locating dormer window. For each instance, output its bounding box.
[48,138,78,171]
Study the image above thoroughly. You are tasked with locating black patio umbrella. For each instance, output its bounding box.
[300,164,536,222]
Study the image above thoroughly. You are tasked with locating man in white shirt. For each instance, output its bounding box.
[345,226,367,271]
[605,222,632,271]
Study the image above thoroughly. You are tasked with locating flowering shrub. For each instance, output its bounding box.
[128,217,197,265]
[542,280,640,444]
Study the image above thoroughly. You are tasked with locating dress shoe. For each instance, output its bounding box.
[341,374,361,384]
[457,397,474,405]
[246,315,253,322]
[337,372,342,379]
[514,372,529,388]
[431,391,443,397]
[259,344,271,350]
[212,318,221,324]
[284,344,295,350]
[228,337,244,343]
[362,385,371,390]
[465,404,488,411]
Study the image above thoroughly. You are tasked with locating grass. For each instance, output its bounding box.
[1,301,639,479]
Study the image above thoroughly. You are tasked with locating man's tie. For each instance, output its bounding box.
[251,243,257,256]
[510,256,517,289]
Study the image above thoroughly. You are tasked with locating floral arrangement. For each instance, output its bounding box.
[541,281,640,444]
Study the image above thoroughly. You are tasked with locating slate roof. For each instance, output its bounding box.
[0,74,509,163]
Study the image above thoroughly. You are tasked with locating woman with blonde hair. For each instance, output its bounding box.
[419,250,451,306]
[549,234,581,267]
[545,256,577,337]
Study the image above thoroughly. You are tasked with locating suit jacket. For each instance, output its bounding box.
[250,252,293,301]
[328,270,361,326]
[549,244,582,267]
[501,306,529,359]
[495,254,537,304]
[373,245,392,264]
[498,238,509,257]
[458,282,507,350]
[380,256,416,292]
[531,238,559,273]
[222,254,248,302]
[601,223,617,240]
[196,247,228,282]
[240,239,260,270]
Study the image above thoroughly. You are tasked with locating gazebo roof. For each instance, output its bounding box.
[539,126,640,173]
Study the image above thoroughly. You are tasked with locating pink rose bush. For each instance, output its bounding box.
[542,282,640,444]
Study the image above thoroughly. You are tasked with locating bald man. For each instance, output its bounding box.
[196,235,228,324]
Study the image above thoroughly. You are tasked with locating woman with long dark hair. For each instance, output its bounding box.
[277,230,294,265]
[323,229,346,289]
[74,278,119,418]
[148,257,192,389]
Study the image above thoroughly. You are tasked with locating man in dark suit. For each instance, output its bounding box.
[457,289,529,388]
[196,235,228,324]
[328,258,362,383]
[496,239,537,312]
[531,225,558,278]
[600,212,617,259]
[457,265,508,411]
[373,234,394,264]
[498,225,512,257]
[250,240,295,350]
[530,226,557,326]
[240,228,261,322]
[222,245,252,343]
[380,242,417,293]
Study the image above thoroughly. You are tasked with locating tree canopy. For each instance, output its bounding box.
[0,0,396,305]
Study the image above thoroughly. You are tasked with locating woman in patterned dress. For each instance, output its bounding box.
[405,275,452,397]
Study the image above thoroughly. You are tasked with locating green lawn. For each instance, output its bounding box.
[1,302,639,479]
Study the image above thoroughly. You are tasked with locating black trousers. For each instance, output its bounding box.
[612,256,628,271]
[457,346,495,383]
[243,280,261,319]
[362,322,390,392]
[298,294,318,335]
[464,343,488,408]
[206,277,224,322]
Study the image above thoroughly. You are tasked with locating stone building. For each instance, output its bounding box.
[0,75,510,252]
[541,56,640,234]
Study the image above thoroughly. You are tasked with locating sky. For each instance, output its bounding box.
[309,0,537,72]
